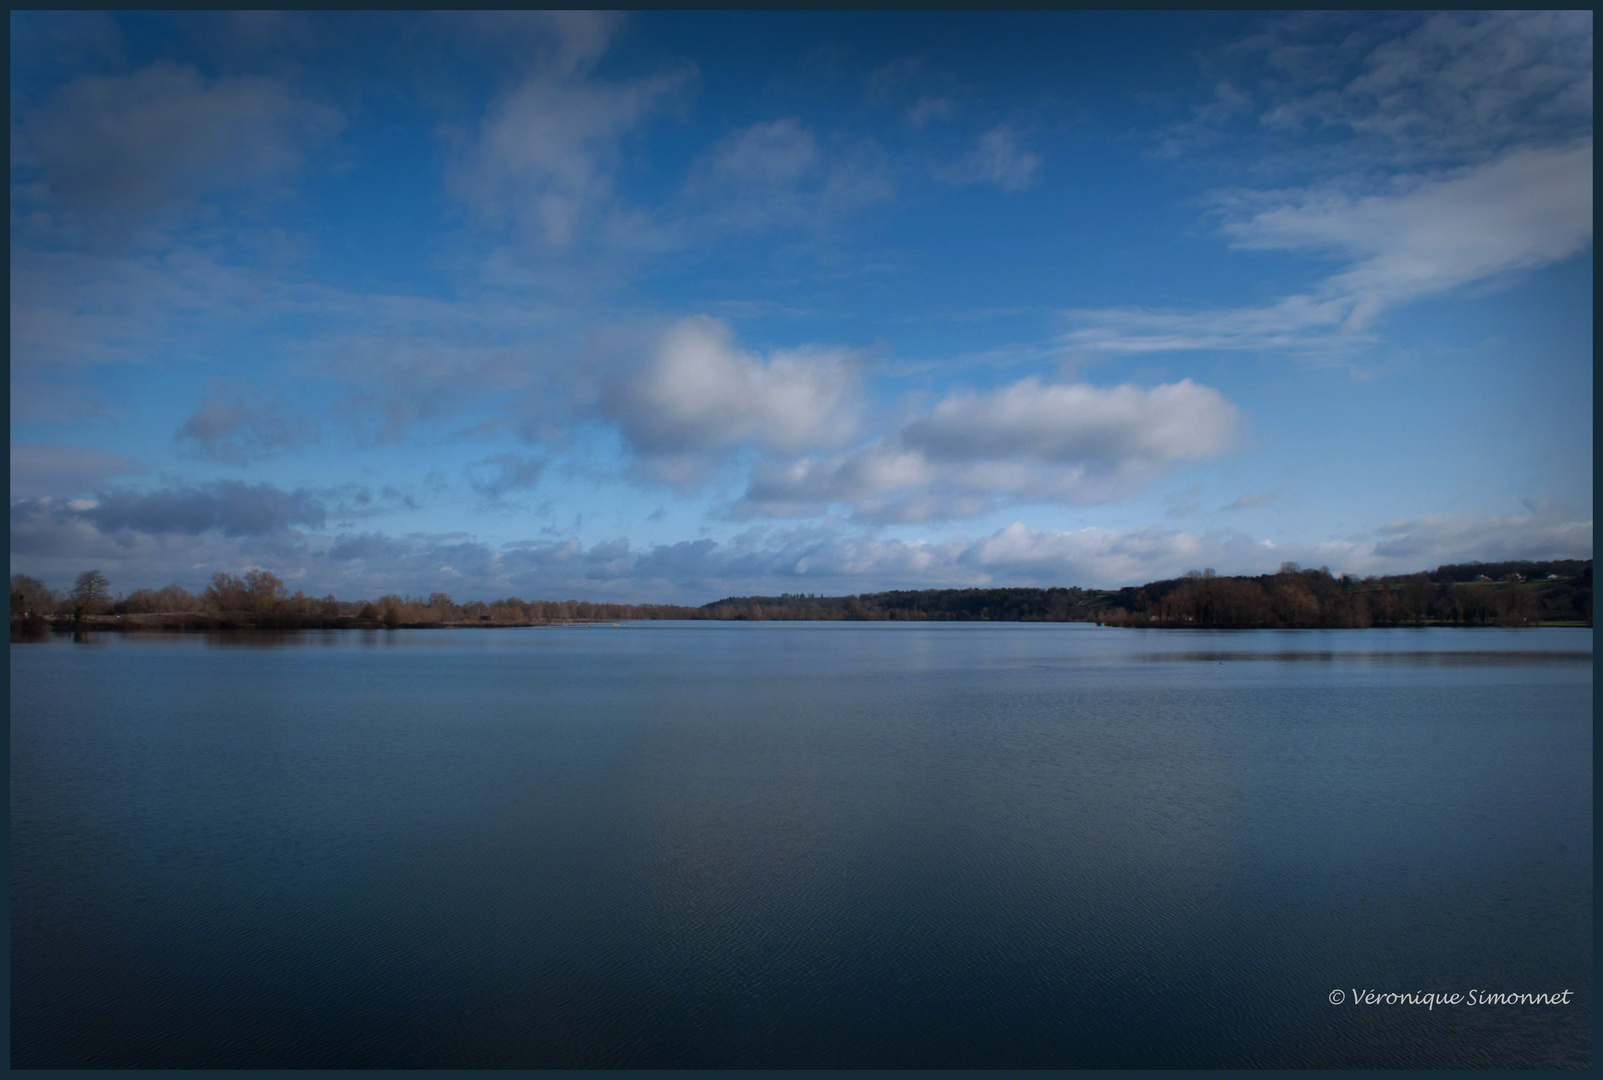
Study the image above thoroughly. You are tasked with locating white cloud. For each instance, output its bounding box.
[1115,11,1593,357]
[603,316,861,480]
[740,446,943,521]
[739,376,1240,521]
[450,66,692,249]
[1227,141,1593,312]
[1066,140,1592,353]
[960,509,1593,588]
[906,377,1238,467]
[966,521,1213,585]
[13,502,1586,604]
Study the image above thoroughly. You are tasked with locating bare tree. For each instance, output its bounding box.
[11,574,58,617]
[71,569,111,616]
[204,572,248,613]
[243,569,286,613]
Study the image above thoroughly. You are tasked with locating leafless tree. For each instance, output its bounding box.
[71,569,111,615]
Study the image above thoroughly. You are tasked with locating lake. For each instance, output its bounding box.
[9,622,1592,1068]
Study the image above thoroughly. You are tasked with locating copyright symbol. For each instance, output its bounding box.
[1329,990,1345,1005]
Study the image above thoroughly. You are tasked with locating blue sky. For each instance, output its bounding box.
[10,11,1593,603]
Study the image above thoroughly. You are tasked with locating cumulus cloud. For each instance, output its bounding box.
[8,483,337,598]
[18,60,342,227]
[8,496,1590,603]
[964,522,1216,586]
[952,510,1592,589]
[603,316,861,481]
[907,378,1237,467]
[8,501,325,598]
[79,482,327,537]
[738,376,1240,521]
[450,63,692,249]
[742,447,936,517]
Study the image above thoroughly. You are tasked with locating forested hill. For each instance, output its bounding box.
[1095,560,1590,628]
[699,586,1095,621]
[705,559,1591,627]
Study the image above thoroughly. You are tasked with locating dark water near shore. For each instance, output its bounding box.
[10,622,1592,1068]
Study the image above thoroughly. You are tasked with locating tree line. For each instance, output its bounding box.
[696,587,1096,621]
[9,569,711,631]
[1094,560,1591,629]
[10,558,1591,634]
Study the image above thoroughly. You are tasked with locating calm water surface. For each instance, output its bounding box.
[10,622,1592,1067]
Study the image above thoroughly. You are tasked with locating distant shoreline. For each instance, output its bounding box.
[15,561,1589,635]
[15,613,607,635]
[12,613,1590,639]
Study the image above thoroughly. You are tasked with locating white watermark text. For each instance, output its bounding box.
[1330,988,1573,1009]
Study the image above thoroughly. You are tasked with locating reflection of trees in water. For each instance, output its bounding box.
[11,574,58,619]
[199,630,347,648]
[1122,648,1592,667]
[9,614,51,642]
